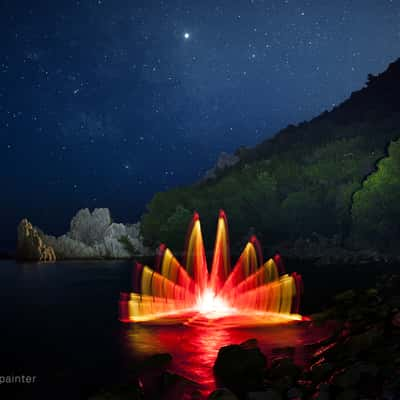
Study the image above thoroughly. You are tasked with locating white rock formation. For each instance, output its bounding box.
[101,222,148,258]
[43,234,99,259]
[69,208,112,245]
[24,208,150,260]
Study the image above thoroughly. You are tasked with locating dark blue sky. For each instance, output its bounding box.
[1,0,400,249]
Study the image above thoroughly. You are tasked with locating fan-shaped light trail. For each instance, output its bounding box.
[119,210,306,326]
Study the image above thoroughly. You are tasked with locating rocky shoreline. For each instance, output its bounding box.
[275,233,399,266]
[88,274,400,400]
[16,208,150,262]
[14,220,399,267]
[14,208,400,265]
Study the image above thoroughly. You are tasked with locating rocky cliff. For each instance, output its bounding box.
[17,219,56,262]
[17,208,150,260]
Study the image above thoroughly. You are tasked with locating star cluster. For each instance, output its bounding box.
[1,0,400,248]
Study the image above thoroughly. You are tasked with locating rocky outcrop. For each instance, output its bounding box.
[202,152,240,181]
[16,219,56,262]
[69,208,112,245]
[17,209,150,260]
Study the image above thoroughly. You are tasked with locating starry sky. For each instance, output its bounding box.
[1,0,400,250]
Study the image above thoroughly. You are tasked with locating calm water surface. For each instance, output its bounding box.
[0,259,395,398]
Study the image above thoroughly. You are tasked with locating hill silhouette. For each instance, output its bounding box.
[140,58,400,256]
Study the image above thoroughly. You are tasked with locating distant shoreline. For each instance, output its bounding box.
[2,250,400,266]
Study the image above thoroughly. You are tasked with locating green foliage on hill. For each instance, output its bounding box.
[141,135,383,251]
[351,138,400,250]
[141,59,400,252]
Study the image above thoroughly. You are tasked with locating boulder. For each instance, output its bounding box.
[214,339,266,397]
[16,219,56,262]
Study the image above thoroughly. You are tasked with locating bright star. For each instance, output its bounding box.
[184,32,190,39]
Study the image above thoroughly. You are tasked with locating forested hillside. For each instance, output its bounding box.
[141,59,400,254]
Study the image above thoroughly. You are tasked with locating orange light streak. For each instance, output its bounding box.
[119,211,304,325]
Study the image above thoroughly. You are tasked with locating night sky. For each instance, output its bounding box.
[1,0,400,250]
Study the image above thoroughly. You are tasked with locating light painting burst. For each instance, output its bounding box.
[119,210,305,326]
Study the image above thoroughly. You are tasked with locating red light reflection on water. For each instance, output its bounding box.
[122,321,334,398]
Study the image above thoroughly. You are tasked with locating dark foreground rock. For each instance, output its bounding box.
[89,352,201,400]
[214,339,267,398]
[90,274,400,399]
[211,274,400,400]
